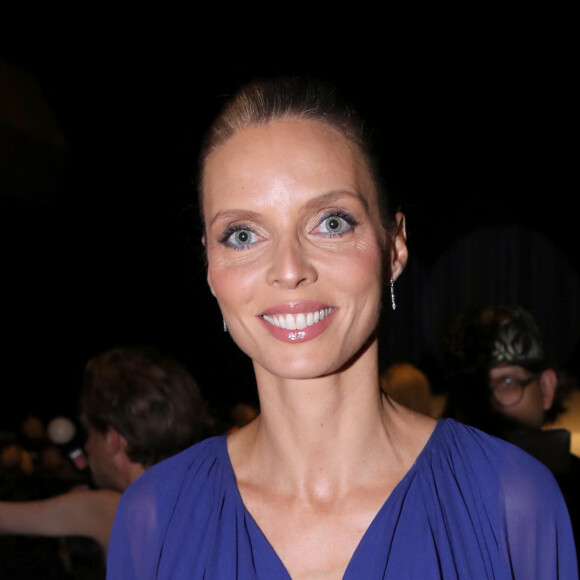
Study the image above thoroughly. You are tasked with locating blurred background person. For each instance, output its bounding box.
[440,304,580,565]
[380,363,433,416]
[226,402,259,433]
[0,345,211,578]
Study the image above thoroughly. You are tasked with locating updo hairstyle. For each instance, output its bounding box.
[197,76,397,241]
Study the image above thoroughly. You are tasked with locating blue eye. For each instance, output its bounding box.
[233,230,251,245]
[220,227,257,249]
[317,212,357,236]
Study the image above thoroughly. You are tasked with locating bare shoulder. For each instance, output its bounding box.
[66,488,122,516]
[64,489,121,548]
[68,488,121,502]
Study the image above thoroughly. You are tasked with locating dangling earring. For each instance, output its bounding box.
[390,277,396,311]
[223,319,228,332]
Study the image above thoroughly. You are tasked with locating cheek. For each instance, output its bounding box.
[350,241,384,285]
[208,258,262,312]
[527,385,548,413]
[85,438,98,460]
[328,244,384,307]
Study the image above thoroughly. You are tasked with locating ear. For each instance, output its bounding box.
[206,270,216,297]
[539,368,557,411]
[390,212,408,281]
[201,234,217,297]
[200,234,216,297]
[105,426,126,456]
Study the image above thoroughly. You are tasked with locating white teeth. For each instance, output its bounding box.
[296,313,307,330]
[262,308,333,330]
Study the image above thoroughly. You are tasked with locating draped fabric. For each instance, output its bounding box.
[107,419,577,579]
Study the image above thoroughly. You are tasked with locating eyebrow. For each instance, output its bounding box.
[209,189,369,228]
[209,209,261,228]
[303,189,370,212]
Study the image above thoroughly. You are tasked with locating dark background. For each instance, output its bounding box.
[1,16,577,429]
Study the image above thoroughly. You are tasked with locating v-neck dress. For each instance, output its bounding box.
[106,419,577,579]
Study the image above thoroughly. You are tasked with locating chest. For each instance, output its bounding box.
[154,461,511,580]
[238,483,397,579]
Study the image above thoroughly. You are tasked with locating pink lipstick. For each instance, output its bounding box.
[258,302,336,343]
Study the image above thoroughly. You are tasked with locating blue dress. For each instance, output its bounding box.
[107,419,578,579]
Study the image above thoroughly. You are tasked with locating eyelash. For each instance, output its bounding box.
[315,210,359,236]
[218,210,360,250]
[219,225,258,250]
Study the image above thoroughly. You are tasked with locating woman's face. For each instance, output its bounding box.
[203,119,406,380]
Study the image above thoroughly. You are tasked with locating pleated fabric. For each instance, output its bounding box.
[107,419,577,579]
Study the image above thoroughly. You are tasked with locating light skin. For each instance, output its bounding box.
[489,364,557,429]
[203,119,436,579]
[84,424,146,493]
[0,424,145,556]
[0,489,120,555]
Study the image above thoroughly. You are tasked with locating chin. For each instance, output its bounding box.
[254,356,334,381]
[253,332,378,381]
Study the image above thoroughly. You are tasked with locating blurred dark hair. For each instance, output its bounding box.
[441,305,568,427]
[80,346,210,468]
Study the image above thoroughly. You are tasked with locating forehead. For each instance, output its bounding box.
[202,119,377,216]
[490,364,528,377]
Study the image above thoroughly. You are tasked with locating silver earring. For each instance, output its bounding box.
[390,277,396,311]
[223,319,228,332]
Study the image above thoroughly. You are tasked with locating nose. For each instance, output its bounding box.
[266,236,318,289]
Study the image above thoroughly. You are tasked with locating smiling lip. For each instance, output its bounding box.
[258,302,336,343]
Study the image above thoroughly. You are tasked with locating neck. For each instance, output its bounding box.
[115,460,147,492]
[234,341,403,495]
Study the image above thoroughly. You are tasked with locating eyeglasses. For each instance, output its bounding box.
[489,373,538,407]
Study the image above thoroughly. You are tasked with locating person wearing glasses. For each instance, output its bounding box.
[441,304,580,568]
